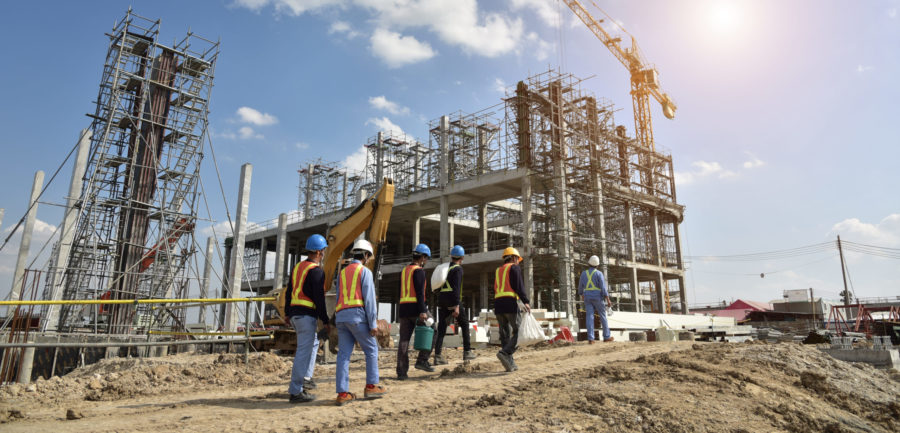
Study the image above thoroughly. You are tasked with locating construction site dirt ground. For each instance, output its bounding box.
[2,341,899,432]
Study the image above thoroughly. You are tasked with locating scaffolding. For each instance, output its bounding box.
[49,10,219,334]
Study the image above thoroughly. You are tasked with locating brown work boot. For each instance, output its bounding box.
[335,392,356,406]
[364,384,387,399]
[603,336,615,342]
[588,340,595,345]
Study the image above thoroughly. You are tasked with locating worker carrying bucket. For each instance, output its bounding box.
[395,243,436,380]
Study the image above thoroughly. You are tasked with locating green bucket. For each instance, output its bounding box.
[413,325,434,351]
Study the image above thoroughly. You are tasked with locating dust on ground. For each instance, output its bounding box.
[1,341,898,432]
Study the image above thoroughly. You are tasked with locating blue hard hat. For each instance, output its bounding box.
[413,243,431,258]
[450,245,465,257]
[305,234,328,251]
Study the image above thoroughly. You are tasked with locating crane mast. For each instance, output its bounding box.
[561,0,676,151]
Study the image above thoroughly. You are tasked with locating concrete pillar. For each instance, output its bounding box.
[304,164,314,220]
[44,129,92,331]
[219,243,232,328]
[521,174,534,302]
[549,82,574,319]
[225,163,252,332]
[672,217,688,314]
[651,211,663,267]
[258,238,268,281]
[480,272,489,312]
[17,343,34,384]
[624,202,641,312]
[273,213,288,291]
[478,203,488,252]
[439,116,450,261]
[8,171,44,317]
[199,236,214,325]
[630,269,641,313]
[654,272,666,314]
[413,217,420,246]
[678,276,689,314]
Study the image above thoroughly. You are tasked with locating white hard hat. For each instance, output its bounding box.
[588,255,600,267]
[352,239,374,255]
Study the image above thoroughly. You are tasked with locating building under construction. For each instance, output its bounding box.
[233,69,688,327]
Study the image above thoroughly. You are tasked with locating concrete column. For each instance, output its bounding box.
[439,116,450,261]
[625,203,641,312]
[654,272,666,314]
[273,213,288,291]
[413,217,421,246]
[478,203,488,252]
[376,132,384,182]
[549,82,574,320]
[651,211,663,267]
[219,243,232,328]
[440,197,449,260]
[342,172,348,209]
[17,343,34,384]
[630,268,641,313]
[304,164,314,220]
[258,238,268,281]
[199,236,214,325]
[678,276,689,314]
[521,174,534,302]
[44,129,92,331]
[480,272,489,312]
[8,171,44,317]
[225,163,252,332]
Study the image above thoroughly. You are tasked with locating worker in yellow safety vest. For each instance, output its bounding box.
[493,247,531,372]
[578,255,613,343]
[396,243,435,379]
[285,234,330,403]
[334,239,386,406]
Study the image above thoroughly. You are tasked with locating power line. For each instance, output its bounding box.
[686,241,836,262]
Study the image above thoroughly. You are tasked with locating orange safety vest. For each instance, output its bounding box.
[399,264,421,304]
[494,263,518,299]
[336,262,365,312]
[290,261,319,308]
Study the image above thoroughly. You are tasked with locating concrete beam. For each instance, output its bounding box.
[225,163,252,332]
[7,171,44,317]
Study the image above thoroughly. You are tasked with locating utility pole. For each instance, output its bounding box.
[809,287,816,330]
[837,235,850,306]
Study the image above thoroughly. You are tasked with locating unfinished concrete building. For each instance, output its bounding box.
[231,70,687,328]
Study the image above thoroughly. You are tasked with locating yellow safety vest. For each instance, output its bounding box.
[493,263,518,299]
[440,264,461,293]
[336,262,365,312]
[290,261,319,308]
[585,268,601,291]
[400,264,420,304]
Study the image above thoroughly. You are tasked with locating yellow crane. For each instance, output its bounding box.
[561,0,676,151]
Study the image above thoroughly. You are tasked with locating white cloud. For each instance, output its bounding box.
[329,20,361,39]
[368,95,410,115]
[889,8,897,18]
[525,32,552,62]
[232,0,345,15]
[675,160,737,185]
[370,29,436,68]
[511,0,561,28]
[829,214,900,247]
[295,142,310,150]
[236,107,278,126]
[856,64,874,73]
[365,116,405,135]
[238,126,264,140]
[742,152,765,169]
[494,77,507,93]
[341,145,369,173]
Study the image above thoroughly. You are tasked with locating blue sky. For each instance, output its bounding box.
[0,0,898,309]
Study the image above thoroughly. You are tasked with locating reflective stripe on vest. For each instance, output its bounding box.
[440,264,461,293]
[585,268,601,291]
[290,261,319,308]
[493,263,517,299]
[336,263,365,312]
[399,264,420,304]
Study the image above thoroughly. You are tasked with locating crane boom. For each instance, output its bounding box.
[561,0,676,150]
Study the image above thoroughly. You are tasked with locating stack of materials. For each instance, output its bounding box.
[475,309,573,345]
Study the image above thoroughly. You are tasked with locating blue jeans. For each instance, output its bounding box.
[584,292,610,340]
[289,315,319,395]
[336,321,380,394]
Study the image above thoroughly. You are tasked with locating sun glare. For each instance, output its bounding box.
[709,1,741,33]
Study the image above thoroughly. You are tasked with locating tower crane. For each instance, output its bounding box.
[562,0,676,151]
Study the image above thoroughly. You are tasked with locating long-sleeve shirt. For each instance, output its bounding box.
[577,267,608,297]
[284,260,329,324]
[494,264,530,314]
[334,260,378,330]
[438,264,463,308]
[398,265,428,318]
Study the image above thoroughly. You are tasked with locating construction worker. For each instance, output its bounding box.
[433,245,477,365]
[578,255,613,343]
[334,239,386,406]
[396,243,435,379]
[285,234,330,403]
[494,247,531,372]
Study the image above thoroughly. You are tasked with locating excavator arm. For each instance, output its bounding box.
[268,178,395,321]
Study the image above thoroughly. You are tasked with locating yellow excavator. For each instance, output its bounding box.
[262,178,395,351]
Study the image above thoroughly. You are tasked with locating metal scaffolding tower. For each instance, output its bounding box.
[50,10,219,334]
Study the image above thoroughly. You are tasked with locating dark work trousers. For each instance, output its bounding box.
[434,306,471,355]
[396,316,432,376]
[496,312,521,356]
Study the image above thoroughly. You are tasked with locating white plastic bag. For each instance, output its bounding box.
[518,312,544,346]
[430,262,450,292]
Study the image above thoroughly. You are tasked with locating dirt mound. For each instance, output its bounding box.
[0,352,291,406]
